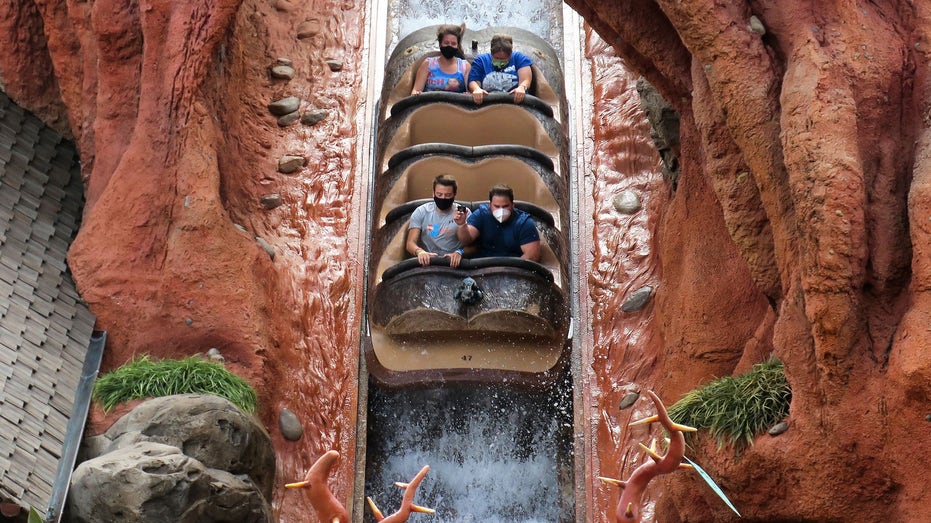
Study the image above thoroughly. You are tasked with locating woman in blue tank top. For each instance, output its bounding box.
[411,24,471,94]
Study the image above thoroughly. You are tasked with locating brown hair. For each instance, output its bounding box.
[436,24,466,59]
[489,34,513,55]
[488,184,513,202]
[434,174,458,194]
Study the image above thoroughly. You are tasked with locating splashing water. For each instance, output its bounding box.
[387,0,564,56]
[365,381,574,522]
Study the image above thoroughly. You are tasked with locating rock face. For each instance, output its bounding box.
[70,395,274,522]
[567,2,931,522]
[0,2,364,520]
[84,394,276,497]
[69,442,272,523]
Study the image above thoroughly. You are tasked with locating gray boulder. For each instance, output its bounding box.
[68,442,272,523]
[85,394,275,498]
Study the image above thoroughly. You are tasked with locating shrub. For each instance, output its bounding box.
[93,355,258,413]
[667,356,791,450]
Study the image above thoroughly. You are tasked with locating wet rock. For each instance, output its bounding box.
[277,112,300,127]
[270,65,295,80]
[278,155,307,174]
[301,109,329,126]
[612,190,642,214]
[296,20,321,39]
[69,442,273,523]
[260,194,283,209]
[325,59,343,72]
[768,421,789,436]
[256,237,275,261]
[279,408,303,441]
[621,286,654,312]
[619,391,640,410]
[268,96,300,116]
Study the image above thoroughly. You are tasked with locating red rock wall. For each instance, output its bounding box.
[570,0,931,521]
[1,1,367,520]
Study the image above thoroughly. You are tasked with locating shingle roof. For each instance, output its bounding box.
[0,91,97,520]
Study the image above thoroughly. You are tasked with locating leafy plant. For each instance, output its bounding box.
[667,356,790,449]
[28,507,44,523]
[93,355,258,413]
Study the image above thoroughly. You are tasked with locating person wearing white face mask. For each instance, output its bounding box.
[456,184,541,261]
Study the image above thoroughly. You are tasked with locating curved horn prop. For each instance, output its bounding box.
[603,390,696,523]
[284,450,350,523]
[368,465,434,522]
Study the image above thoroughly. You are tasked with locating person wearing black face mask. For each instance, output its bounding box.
[411,24,471,95]
[406,174,472,268]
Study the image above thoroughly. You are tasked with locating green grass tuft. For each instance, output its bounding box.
[667,356,791,450]
[93,355,258,414]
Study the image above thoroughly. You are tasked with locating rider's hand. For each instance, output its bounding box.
[416,249,434,266]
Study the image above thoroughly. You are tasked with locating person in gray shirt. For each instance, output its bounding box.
[406,174,472,267]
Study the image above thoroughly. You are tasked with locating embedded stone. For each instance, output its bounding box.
[270,65,295,80]
[277,112,300,127]
[206,348,225,363]
[612,190,641,214]
[256,237,275,260]
[296,20,321,39]
[273,0,295,12]
[276,57,293,67]
[268,96,300,116]
[278,155,307,174]
[279,408,303,441]
[749,15,766,35]
[768,421,789,436]
[300,109,329,126]
[261,194,283,209]
[325,59,342,71]
[619,391,640,410]
[621,286,654,312]
[233,223,248,233]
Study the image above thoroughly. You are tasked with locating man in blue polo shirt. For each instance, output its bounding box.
[456,184,540,261]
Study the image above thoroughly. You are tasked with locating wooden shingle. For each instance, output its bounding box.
[0,92,97,516]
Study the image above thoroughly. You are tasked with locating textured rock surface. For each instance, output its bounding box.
[0,1,364,520]
[568,1,931,522]
[85,394,275,498]
[69,442,272,523]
